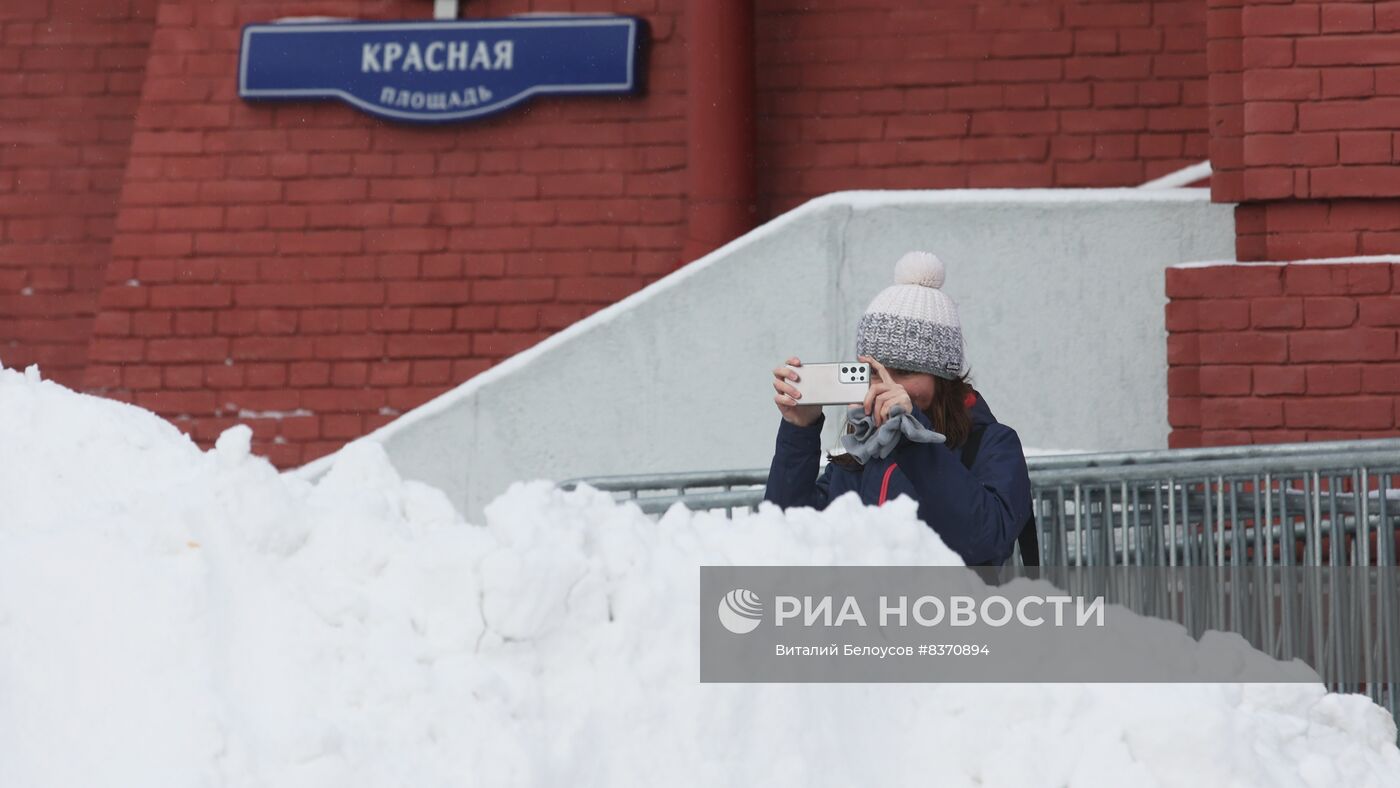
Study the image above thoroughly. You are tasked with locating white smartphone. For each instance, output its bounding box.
[788,361,871,405]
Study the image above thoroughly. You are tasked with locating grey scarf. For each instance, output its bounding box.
[837,403,946,464]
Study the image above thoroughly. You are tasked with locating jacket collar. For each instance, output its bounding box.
[966,389,998,427]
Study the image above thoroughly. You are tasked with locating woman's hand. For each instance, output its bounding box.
[860,355,913,428]
[772,356,823,427]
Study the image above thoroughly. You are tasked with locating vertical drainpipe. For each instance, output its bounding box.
[683,0,757,264]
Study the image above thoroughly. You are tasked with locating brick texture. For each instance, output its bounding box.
[0,0,159,388]
[1165,261,1400,448]
[1235,198,1400,261]
[756,0,1211,215]
[79,0,688,467]
[1209,0,1400,260]
[0,0,1218,468]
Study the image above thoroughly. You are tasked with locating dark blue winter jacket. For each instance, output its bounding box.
[762,391,1033,566]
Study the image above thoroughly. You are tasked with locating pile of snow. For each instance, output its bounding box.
[1,362,1398,788]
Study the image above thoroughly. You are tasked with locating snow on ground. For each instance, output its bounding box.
[1,362,1398,788]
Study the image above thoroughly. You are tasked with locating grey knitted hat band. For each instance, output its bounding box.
[855,313,963,379]
[854,251,966,381]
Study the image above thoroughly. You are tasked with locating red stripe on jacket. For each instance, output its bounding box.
[878,463,898,505]
[879,391,975,506]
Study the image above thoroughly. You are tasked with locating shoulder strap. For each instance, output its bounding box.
[958,425,1040,567]
[959,425,987,470]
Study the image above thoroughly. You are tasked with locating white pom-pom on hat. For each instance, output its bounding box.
[893,250,945,289]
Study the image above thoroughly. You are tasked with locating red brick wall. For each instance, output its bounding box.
[1208,0,1400,261]
[0,0,158,388]
[756,0,1211,215]
[80,0,687,466]
[1171,0,1400,449]
[1235,198,1400,261]
[65,0,1216,467]
[1165,261,1400,447]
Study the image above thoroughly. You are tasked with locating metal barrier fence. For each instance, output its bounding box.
[560,437,1400,734]
[560,438,1400,569]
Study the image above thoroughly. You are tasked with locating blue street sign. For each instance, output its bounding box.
[238,16,647,124]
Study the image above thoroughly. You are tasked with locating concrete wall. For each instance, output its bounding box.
[295,189,1235,522]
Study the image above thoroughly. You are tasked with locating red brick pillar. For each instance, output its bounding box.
[1166,262,1399,447]
[1170,0,1400,448]
[1209,0,1400,260]
[682,0,756,262]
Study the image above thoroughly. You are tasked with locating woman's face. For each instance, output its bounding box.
[888,367,936,412]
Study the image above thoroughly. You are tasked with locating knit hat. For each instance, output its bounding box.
[854,251,965,380]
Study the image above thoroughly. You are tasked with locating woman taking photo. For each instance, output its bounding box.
[763,251,1037,567]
